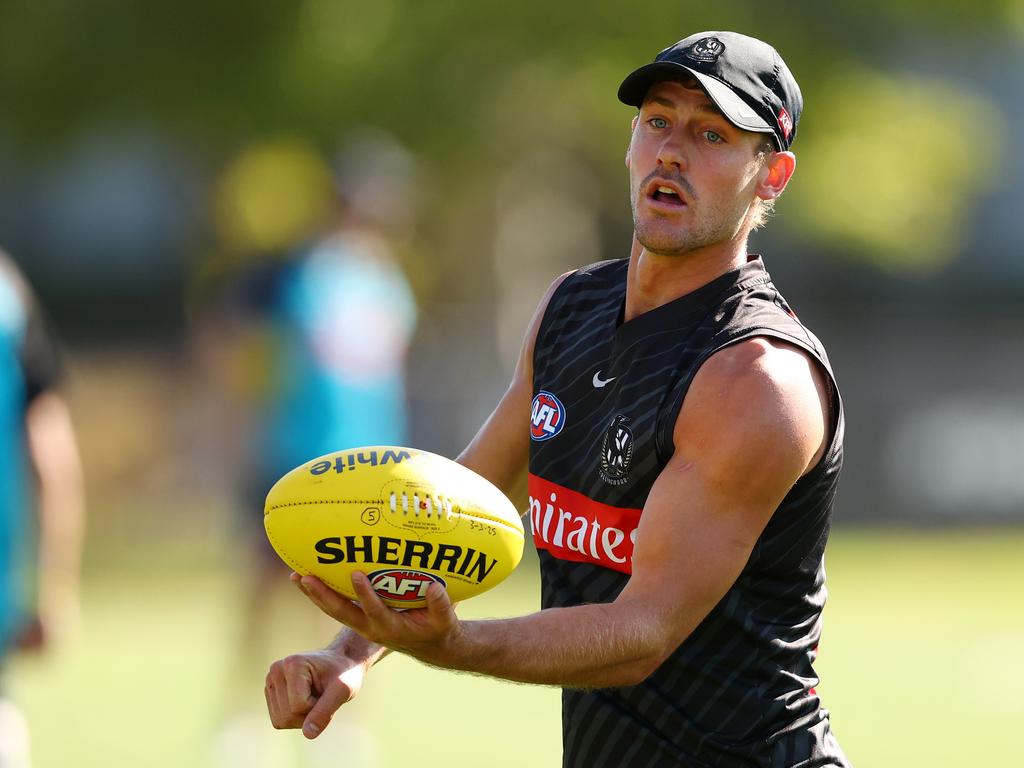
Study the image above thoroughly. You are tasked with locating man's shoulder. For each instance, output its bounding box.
[573,258,628,282]
[540,260,627,322]
[700,336,814,385]
[547,259,627,305]
[680,336,833,478]
[721,266,834,370]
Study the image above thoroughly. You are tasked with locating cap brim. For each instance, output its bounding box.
[618,62,775,137]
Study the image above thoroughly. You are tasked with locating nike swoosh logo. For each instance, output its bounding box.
[592,371,616,388]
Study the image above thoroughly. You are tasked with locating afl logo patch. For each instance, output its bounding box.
[686,37,725,63]
[531,391,566,441]
[368,569,446,602]
[599,414,634,486]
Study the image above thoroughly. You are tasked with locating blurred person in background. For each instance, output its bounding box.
[195,132,417,767]
[0,252,84,768]
[266,31,850,767]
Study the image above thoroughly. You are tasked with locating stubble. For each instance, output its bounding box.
[631,168,751,258]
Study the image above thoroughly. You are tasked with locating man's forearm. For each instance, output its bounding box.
[292,567,676,690]
[416,601,669,689]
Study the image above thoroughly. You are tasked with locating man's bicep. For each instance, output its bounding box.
[621,339,829,654]
[621,447,776,656]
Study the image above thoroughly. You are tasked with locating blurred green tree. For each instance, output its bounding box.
[0,0,1017,278]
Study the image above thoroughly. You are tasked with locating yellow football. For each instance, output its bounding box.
[264,446,524,607]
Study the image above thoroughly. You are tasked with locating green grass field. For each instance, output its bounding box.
[9,528,1023,767]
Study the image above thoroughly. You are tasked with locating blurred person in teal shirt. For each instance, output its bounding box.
[208,132,419,574]
[250,226,417,493]
[0,252,84,768]
[199,133,417,766]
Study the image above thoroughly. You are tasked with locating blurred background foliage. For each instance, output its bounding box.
[2,0,1021,324]
[2,0,1021,503]
[1,1,1023,766]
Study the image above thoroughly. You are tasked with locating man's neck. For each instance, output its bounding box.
[624,236,749,322]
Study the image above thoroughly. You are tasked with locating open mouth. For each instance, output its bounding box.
[652,186,684,205]
[646,180,687,208]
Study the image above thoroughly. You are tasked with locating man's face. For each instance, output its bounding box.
[627,78,768,257]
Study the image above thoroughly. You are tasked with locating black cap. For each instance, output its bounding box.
[618,31,803,151]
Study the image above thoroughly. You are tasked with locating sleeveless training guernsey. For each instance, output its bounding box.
[528,256,850,768]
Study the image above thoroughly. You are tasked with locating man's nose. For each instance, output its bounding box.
[657,132,688,171]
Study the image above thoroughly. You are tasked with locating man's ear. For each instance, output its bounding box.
[755,151,796,201]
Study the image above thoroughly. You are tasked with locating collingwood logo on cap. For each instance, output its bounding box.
[685,37,725,63]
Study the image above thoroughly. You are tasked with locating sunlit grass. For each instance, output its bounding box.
[10,529,1022,767]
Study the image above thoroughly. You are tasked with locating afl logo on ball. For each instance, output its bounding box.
[531,391,566,441]
[599,414,634,486]
[368,569,447,602]
[686,37,725,63]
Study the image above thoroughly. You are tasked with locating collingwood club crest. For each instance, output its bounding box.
[599,414,634,486]
[686,37,725,63]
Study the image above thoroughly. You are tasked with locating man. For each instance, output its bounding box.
[0,252,84,768]
[266,31,850,767]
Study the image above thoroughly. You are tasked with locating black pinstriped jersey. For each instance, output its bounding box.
[528,256,851,768]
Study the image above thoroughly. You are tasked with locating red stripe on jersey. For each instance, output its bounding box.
[528,474,643,575]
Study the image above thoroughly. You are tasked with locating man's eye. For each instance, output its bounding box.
[704,130,724,143]
[649,117,669,129]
